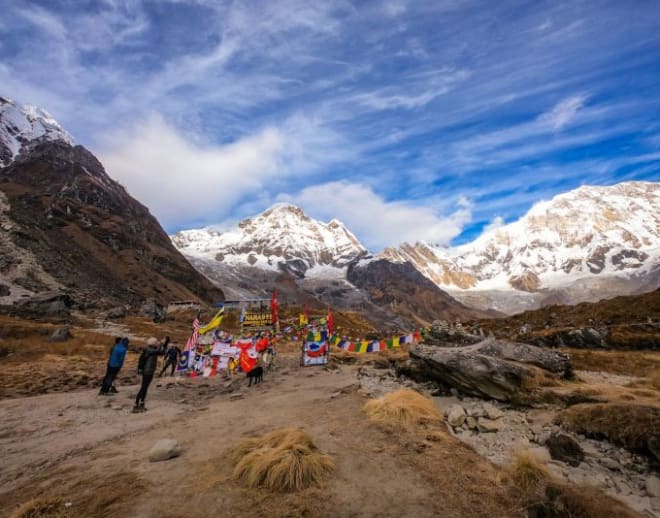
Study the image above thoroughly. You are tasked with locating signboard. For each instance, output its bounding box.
[242,311,273,331]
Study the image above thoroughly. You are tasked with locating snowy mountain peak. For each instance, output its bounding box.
[171,203,368,275]
[0,97,74,167]
[385,181,660,312]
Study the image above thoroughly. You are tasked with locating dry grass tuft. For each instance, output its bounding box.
[231,428,335,492]
[9,497,70,518]
[508,451,550,503]
[363,389,442,431]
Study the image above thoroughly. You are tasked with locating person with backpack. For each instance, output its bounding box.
[133,336,169,413]
[99,337,128,395]
[159,342,181,377]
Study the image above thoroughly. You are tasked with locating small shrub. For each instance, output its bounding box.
[230,428,334,492]
[363,389,442,431]
[508,451,550,503]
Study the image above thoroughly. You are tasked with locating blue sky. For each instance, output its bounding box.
[1,0,659,250]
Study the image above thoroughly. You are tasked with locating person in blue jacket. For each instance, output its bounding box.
[99,337,128,395]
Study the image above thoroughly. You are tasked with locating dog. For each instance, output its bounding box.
[247,366,264,386]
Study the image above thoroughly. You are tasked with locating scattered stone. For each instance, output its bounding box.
[482,402,504,420]
[49,326,71,342]
[646,475,660,498]
[599,457,621,471]
[229,393,244,401]
[546,433,584,467]
[148,439,181,462]
[477,418,501,433]
[445,404,467,427]
[466,416,478,430]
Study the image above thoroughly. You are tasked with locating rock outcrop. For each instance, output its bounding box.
[401,338,571,402]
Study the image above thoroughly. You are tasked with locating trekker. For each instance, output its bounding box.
[99,337,128,395]
[159,341,181,377]
[133,336,169,413]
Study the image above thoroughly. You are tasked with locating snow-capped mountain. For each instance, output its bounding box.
[170,204,490,324]
[383,181,660,313]
[0,97,73,167]
[171,203,367,278]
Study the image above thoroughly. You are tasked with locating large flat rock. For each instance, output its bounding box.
[403,338,571,402]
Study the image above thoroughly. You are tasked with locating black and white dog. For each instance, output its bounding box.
[247,366,264,386]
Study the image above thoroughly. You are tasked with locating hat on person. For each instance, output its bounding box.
[146,337,158,346]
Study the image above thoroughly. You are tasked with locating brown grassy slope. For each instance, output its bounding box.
[478,288,660,349]
[556,403,660,459]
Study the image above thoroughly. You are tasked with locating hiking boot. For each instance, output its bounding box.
[138,403,147,412]
[110,386,118,393]
[131,405,141,413]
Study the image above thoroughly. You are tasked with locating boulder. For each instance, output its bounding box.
[477,418,501,433]
[13,291,72,318]
[546,433,584,466]
[49,326,71,342]
[148,439,181,462]
[405,338,571,402]
[466,416,478,430]
[106,306,127,319]
[445,404,466,427]
[646,475,660,498]
[139,298,165,322]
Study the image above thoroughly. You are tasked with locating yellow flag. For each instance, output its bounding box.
[199,307,224,334]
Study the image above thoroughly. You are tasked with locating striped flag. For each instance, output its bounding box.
[184,317,200,353]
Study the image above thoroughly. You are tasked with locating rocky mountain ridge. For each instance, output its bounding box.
[0,98,224,312]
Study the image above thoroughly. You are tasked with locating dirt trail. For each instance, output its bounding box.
[0,356,520,518]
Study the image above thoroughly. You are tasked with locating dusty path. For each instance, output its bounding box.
[0,356,520,518]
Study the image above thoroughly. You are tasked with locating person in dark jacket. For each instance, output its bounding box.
[133,336,169,412]
[159,342,181,377]
[99,337,128,395]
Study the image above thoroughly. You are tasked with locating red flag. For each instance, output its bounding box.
[327,308,334,335]
[270,290,279,326]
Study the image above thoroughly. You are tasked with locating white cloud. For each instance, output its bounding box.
[99,113,350,228]
[540,94,588,130]
[100,114,283,227]
[279,181,472,250]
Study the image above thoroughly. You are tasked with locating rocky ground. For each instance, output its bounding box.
[357,359,660,517]
[1,314,659,517]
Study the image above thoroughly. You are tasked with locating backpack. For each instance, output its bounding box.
[138,350,147,373]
